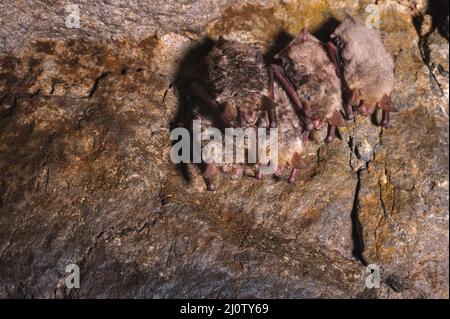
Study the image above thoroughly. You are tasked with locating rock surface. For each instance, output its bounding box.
[0,0,448,298]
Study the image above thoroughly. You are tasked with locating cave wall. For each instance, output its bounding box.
[0,0,448,298]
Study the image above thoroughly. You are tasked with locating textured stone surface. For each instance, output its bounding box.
[0,0,448,298]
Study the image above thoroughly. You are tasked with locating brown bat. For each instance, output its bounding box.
[330,15,397,127]
[266,80,309,183]
[270,29,347,144]
[190,37,276,190]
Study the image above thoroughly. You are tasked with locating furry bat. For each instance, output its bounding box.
[270,29,347,144]
[265,80,309,183]
[190,37,276,190]
[330,15,397,127]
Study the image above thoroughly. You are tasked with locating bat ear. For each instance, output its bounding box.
[329,109,348,127]
[297,28,309,41]
[344,14,356,25]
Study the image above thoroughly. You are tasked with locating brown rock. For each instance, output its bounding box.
[0,0,448,298]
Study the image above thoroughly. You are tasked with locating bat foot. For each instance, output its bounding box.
[253,165,262,180]
[203,163,219,191]
[275,166,285,177]
[345,105,355,120]
[380,111,390,128]
[359,103,374,117]
[325,125,336,143]
[304,118,315,131]
[288,168,298,184]
[231,166,244,180]
[205,179,217,191]
[345,91,357,120]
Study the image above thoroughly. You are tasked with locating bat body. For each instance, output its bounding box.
[201,37,273,128]
[270,81,309,183]
[331,15,397,127]
[271,29,347,144]
[190,37,275,190]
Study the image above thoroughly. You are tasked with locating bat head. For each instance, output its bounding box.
[331,15,396,109]
[332,15,357,32]
[330,15,357,44]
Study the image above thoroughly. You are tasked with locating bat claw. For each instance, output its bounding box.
[303,118,315,131]
[325,124,336,143]
[288,168,298,184]
[253,165,262,180]
[203,163,219,191]
[380,111,390,128]
[345,104,355,120]
[205,180,217,191]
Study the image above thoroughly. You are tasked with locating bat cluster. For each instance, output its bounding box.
[189,15,397,191]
